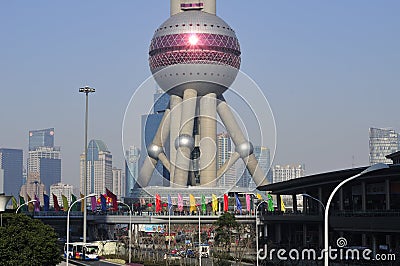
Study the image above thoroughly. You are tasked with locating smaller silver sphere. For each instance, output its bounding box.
[235,141,254,158]
[175,134,195,150]
[147,143,163,159]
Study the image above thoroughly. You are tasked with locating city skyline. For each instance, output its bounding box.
[1,1,399,189]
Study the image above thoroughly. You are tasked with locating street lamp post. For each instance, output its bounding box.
[168,205,173,252]
[302,193,326,211]
[15,199,37,213]
[323,163,388,266]
[196,205,201,266]
[117,201,132,265]
[79,86,95,244]
[66,193,96,266]
[255,200,266,266]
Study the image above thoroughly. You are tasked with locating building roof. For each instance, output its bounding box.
[257,164,400,195]
[89,139,109,152]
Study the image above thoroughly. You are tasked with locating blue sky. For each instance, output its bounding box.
[0,1,399,189]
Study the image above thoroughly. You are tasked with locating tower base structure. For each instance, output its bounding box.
[137,88,268,189]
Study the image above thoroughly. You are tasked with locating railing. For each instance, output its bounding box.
[331,210,400,217]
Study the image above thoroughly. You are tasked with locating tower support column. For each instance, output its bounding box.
[199,93,217,186]
[173,89,197,187]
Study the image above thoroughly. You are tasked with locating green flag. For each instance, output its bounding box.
[201,195,206,214]
[267,194,274,211]
[71,194,78,211]
[19,196,26,212]
[61,194,69,211]
[11,196,18,209]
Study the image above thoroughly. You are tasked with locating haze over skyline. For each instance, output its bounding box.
[1,1,399,189]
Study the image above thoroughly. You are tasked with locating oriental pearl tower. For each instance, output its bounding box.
[138,0,268,189]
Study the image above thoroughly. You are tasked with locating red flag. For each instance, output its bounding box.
[106,188,118,211]
[52,193,60,212]
[155,194,162,213]
[223,194,228,212]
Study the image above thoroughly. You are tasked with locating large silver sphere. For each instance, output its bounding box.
[174,134,195,150]
[147,143,163,159]
[149,10,241,97]
[235,141,254,158]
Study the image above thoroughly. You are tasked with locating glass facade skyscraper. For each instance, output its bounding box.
[140,88,170,187]
[80,139,113,195]
[369,127,400,165]
[125,146,140,196]
[0,148,23,197]
[29,128,54,151]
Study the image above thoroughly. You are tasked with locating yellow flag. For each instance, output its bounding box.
[256,193,263,200]
[62,194,69,211]
[212,194,218,213]
[280,195,286,212]
[189,194,196,213]
[80,193,85,212]
[27,195,34,212]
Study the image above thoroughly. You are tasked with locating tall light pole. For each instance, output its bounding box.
[15,199,37,213]
[255,200,266,266]
[302,193,325,211]
[323,163,388,266]
[168,205,173,251]
[79,86,95,244]
[117,201,132,265]
[66,193,96,266]
[198,206,201,266]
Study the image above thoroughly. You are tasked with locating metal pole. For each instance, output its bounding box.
[323,163,388,266]
[15,199,37,213]
[168,205,173,251]
[197,206,201,266]
[79,86,95,244]
[255,200,266,266]
[302,194,326,210]
[67,193,95,266]
[118,201,132,265]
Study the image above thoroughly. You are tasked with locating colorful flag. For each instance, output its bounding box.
[140,198,146,206]
[246,194,251,212]
[189,194,196,213]
[91,195,97,211]
[53,193,60,211]
[11,196,18,209]
[43,194,50,211]
[212,194,218,213]
[61,194,69,211]
[106,188,118,211]
[256,193,263,200]
[34,194,40,211]
[27,195,34,212]
[223,194,228,212]
[70,194,78,211]
[100,194,107,211]
[201,195,206,214]
[235,194,242,214]
[178,194,183,212]
[155,194,162,213]
[167,195,172,213]
[280,195,286,212]
[267,194,274,211]
[80,193,85,212]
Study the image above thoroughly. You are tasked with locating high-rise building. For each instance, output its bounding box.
[80,139,112,195]
[369,127,399,165]
[140,88,170,186]
[238,146,271,189]
[272,164,305,183]
[0,148,23,197]
[27,147,61,194]
[217,133,236,187]
[50,183,74,207]
[112,167,124,199]
[29,128,54,151]
[125,146,140,197]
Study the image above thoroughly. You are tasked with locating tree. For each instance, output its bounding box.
[214,212,238,252]
[0,213,62,266]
